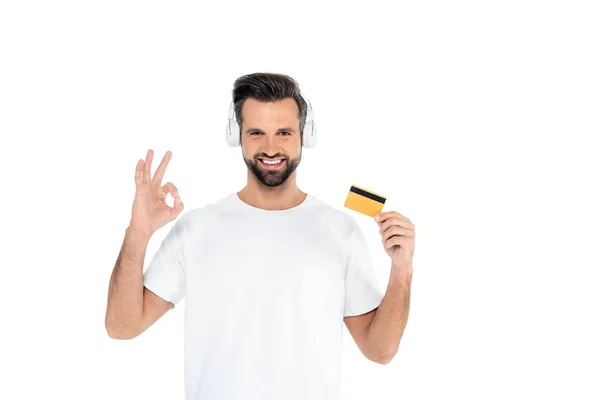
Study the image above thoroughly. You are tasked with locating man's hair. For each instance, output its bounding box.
[232,72,308,138]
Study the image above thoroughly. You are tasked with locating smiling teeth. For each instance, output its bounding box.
[263,159,282,164]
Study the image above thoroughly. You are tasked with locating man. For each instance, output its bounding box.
[105,72,415,400]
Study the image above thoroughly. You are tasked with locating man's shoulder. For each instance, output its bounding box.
[306,195,358,238]
[174,194,232,230]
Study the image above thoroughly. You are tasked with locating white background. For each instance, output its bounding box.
[1,1,599,399]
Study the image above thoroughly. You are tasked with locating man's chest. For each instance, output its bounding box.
[183,221,346,318]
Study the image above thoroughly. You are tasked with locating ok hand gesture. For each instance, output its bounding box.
[130,149,184,238]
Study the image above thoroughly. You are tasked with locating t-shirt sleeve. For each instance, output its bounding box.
[344,222,384,317]
[143,215,186,308]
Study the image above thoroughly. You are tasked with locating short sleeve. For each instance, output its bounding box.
[143,215,186,308]
[344,223,384,317]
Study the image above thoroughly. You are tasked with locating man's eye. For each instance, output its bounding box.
[249,131,290,135]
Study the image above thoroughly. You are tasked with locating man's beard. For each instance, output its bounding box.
[243,150,302,188]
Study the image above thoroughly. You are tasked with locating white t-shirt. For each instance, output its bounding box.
[143,192,384,400]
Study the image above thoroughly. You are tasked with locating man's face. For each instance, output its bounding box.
[240,97,302,187]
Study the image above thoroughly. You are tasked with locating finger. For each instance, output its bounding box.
[161,182,180,199]
[152,150,172,185]
[162,182,183,216]
[381,226,414,241]
[379,219,415,234]
[384,236,410,248]
[135,159,144,186]
[375,211,410,223]
[171,195,184,217]
[143,149,153,184]
[378,216,415,233]
[381,225,414,238]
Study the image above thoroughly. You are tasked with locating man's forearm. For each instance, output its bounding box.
[366,264,413,363]
[105,226,151,339]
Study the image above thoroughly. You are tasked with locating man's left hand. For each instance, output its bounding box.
[374,211,415,271]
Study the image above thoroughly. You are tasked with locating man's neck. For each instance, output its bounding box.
[237,184,307,211]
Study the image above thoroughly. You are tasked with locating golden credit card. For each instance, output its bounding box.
[344,185,386,217]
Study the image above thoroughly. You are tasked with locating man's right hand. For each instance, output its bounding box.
[129,149,184,238]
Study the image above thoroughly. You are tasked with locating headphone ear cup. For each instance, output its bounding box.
[226,120,240,147]
[226,101,241,147]
[303,122,317,148]
[302,109,317,148]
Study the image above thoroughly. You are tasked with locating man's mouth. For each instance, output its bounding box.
[258,158,286,170]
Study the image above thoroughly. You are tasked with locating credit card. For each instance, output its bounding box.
[344,185,386,217]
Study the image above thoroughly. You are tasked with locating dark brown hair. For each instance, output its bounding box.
[232,72,308,138]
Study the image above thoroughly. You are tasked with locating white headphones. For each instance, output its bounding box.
[225,92,317,148]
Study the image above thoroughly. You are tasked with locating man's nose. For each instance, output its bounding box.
[263,135,281,155]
